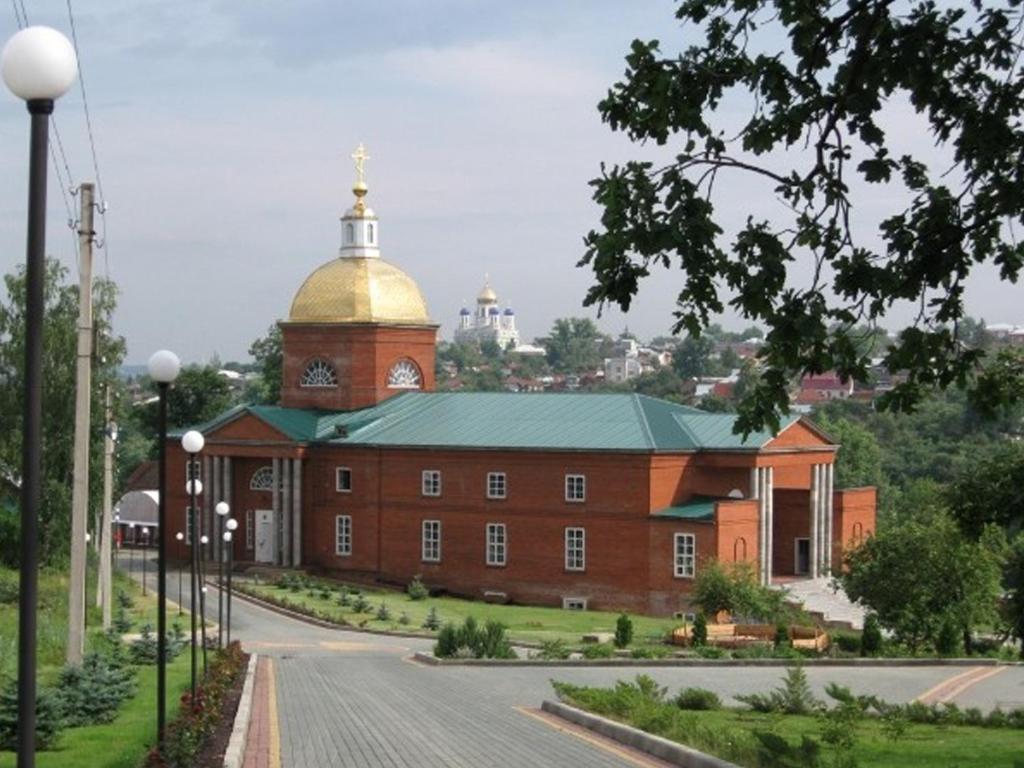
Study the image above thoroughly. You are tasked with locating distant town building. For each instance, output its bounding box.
[454,278,520,349]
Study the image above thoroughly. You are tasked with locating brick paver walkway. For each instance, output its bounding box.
[242,656,280,768]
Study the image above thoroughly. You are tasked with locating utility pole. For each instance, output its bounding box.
[100,387,115,630]
[67,182,94,665]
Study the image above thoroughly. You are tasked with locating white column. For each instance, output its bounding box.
[809,464,820,579]
[272,458,281,565]
[292,458,302,567]
[765,467,774,584]
[824,463,835,573]
[282,459,292,568]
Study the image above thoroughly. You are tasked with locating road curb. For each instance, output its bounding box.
[540,700,738,767]
[413,651,1021,668]
[223,653,258,768]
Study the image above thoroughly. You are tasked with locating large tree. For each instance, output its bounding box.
[539,318,606,373]
[0,259,124,564]
[247,323,283,405]
[581,1,1024,434]
[947,442,1024,539]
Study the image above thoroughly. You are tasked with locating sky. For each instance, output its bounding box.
[0,1,1020,365]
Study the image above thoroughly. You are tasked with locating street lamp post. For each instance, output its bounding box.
[140,526,149,596]
[128,523,136,574]
[3,26,79,767]
[148,348,179,747]
[198,534,209,675]
[215,502,229,647]
[181,430,204,707]
[175,532,184,616]
[224,518,238,646]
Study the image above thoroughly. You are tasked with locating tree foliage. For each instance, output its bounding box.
[247,323,282,405]
[948,441,1024,539]
[838,508,1005,651]
[582,0,1024,434]
[539,317,607,372]
[813,413,883,491]
[0,259,124,564]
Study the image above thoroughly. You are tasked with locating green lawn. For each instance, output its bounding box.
[239,576,677,646]
[0,655,192,768]
[0,560,199,767]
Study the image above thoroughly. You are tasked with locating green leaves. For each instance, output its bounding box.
[584,0,1024,432]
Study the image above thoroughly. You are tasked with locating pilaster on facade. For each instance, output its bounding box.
[292,458,303,567]
[272,458,282,566]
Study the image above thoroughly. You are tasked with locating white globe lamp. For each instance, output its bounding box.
[1,27,77,102]
[147,349,181,384]
[181,430,204,454]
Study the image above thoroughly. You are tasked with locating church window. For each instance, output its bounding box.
[335,515,352,556]
[336,467,352,493]
[422,470,441,497]
[565,474,586,502]
[367,223,374,243]
[674,533,696,578]
[301,358,338,388]
[387,359,421,389]
[565,527,585,571]
[249,466,280,492]
[345,223,354,243]
[422,520,441,562]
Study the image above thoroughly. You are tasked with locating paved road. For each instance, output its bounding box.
[120,553,1024,767]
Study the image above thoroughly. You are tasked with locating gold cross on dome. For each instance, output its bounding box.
[351,143,370,185]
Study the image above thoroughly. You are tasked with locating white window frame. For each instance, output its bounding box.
[335,467,352,493]
[422,520,441,562]
[421,470,442,497]
[674,533,696,579]
[245,509,254,550]
[486,523,506,566]
[335,515,352,556]
[565,527,585,571]
[486,472,507,500]
[565,474,586,503]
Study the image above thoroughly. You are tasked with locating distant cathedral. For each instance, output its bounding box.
[454,278,520,349]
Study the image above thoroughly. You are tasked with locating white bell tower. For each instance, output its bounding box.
[339,143,380,259]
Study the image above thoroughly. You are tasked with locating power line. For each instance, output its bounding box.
[65,0,110,280]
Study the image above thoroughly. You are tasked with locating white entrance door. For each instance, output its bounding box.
[255,509,275,564]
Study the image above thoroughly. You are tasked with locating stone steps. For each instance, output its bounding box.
[774,577,867,631]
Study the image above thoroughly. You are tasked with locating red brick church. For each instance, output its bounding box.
[166,155,876,616]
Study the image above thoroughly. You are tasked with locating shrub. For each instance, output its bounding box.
[398,612,411,626]
[880,706,909,742]
[112,604,133,635]
[861,613,883,656]
[934,615,962,656]
[156,642,247,768]
[407,575,429,601]
[774,623,789,648]
[116,589,134,610]
[614,614,634,648]
[422,606,441,631]
[0,571,18,604]
[434,624,459,657]
[55,652,137,727]
[376,603,392,622]
[675,687,721,711]
[581,643,616,660]
[630,645,671,660]
[737,666,818,715]
[318,588,331,601]
[0,679,62,751]
[352,593,370,613]
[833,630,861,654]
[691,614,708,647]
[337,591,351,607]
[537,639,571,660]
[694,645,725,659]
[130,625,159,665]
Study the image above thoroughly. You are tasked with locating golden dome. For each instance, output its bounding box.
[288,257,432,325]
[477,281,497,303]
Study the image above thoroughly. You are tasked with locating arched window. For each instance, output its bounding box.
[250,466,274,491]
[386,359,422,389]
[345,223,354,243]
[301,358,338,388]
[733,537,747,561]
[852,522,864,544]
[367,223,374,243]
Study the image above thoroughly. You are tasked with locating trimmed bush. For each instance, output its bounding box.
[581,643,616,660]
[130,625,159,665]
[861,613,883,656]
[537,639,571,660]
[675,687,721,711]
[435,624,459,657]
[55,652,137,727]
[352,593,370,613]
[0,679,62,751]
[614,614,634,648]
[691,613,708,647]
[376,603,392,622]
[407,575,429,601]
[433,617,516,659]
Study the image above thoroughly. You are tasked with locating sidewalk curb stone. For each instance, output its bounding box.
[223,653,259,768]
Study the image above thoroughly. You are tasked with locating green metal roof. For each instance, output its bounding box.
[652,497,719,521]
[195,392,797,453]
